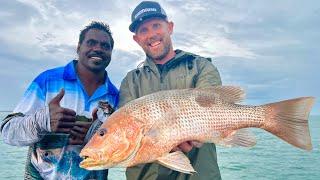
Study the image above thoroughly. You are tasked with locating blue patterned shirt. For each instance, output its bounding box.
[1,60,118,179]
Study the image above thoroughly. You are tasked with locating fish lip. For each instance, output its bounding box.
[80,150,105,169]
[80,157,110,170]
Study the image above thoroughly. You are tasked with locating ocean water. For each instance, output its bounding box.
[0,114,319,180]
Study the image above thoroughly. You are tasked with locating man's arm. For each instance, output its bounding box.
[1,107,51,146]
[1,88,78,146]
[0,80,51,146]
[195,59,222,88]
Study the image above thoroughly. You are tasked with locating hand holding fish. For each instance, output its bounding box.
[69,121,93,145]
[69,108,100,145]
[172,141,203,153]
[49,89,76,133]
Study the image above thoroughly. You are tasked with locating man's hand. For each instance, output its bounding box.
[49,89,76,133]
[172,141,204,153]
[69,108,98,145]
[69,121,93,145]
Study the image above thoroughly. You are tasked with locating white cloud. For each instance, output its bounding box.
[174,33,256,58]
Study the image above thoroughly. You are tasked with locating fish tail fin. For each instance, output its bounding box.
[263,97,315,151]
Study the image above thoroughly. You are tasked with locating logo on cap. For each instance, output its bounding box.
[134,8,157,19]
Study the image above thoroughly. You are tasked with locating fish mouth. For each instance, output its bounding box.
[80,150,110,170]
[80,156,107,170]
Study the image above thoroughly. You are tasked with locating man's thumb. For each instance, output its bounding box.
[91,108,98,121]
[50,89,65,105]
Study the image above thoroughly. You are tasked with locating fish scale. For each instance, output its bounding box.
[129,90,261,140]
[120,89,264,161]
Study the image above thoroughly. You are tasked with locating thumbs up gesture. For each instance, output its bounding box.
[49,89,76,133]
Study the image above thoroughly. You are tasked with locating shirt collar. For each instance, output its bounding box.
[63,60,118,95]
[63,60,78,81]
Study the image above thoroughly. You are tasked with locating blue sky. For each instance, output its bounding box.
[0,0,319,115]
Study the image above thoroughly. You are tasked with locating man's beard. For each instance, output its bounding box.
[146,42,171,62]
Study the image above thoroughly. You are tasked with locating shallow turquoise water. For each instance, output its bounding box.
[0,115,319,179]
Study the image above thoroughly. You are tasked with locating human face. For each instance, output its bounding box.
[133,18,175,64]
[77,29,112,73]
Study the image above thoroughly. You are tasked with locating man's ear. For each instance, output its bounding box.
[133,34,140,44]
[76,43,80,54]
[168,21,174,35]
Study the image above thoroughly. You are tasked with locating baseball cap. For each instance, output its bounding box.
[129,1,167,32]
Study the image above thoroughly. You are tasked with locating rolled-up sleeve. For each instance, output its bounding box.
[1,107,51,146]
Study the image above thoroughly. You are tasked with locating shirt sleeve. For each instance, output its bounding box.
[195,59,222,88]
[0,79,51,146]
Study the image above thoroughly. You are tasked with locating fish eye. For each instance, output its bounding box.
[99,128,107,136]
[44,151,53,157]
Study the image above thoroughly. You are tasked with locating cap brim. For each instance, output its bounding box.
[129,14,167,32]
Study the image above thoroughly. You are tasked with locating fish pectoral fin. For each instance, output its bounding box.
[145,110,177,138]
[219,129,256,147]
[157,151,196,174]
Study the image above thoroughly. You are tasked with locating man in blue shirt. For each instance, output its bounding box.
[1,21,119,179]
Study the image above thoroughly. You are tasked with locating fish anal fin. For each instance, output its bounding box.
[197,86,245,103]
[157,151,196,174]
[219,129,256,147]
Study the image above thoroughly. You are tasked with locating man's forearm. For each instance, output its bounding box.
[1,107,51,146]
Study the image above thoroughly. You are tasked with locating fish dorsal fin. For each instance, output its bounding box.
[197,86,246,103]
[218,129,256,147]
[157,151,196,174]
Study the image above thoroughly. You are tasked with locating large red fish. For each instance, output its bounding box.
[80,86,314,173]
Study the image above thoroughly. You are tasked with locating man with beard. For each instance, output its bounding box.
[119,1,222,180]
[1,21,118,179]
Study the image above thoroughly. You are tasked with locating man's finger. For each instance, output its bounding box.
[55,128,72,133]
[92,108,98,121]
[171,146,181,152]
[191,141,203,148]
[178,141,193,153]
[70,130,86,139]
[49,89,65,106]
[57,114,76,122]
[71,126,88,134]
[69,138,84,145]
[61,107,77,116]
[58,122,75,128]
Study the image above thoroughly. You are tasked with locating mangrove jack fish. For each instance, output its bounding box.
[80,86,315,174]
